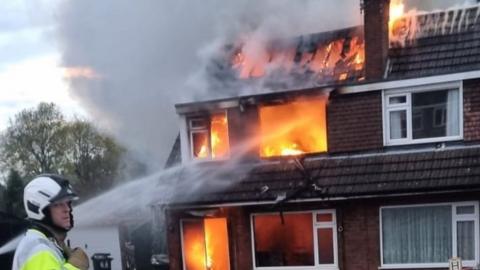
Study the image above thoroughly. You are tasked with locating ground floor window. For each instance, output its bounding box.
[381,202,479,268]
[181,218,230,270]
[251,210,337,269]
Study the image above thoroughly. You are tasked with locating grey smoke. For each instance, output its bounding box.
[54,0,475,171]
[55,0,362,171]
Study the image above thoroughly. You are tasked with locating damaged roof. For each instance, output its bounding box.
[169,146,480,206]
[387,6,480,79]
[209,5,480,95]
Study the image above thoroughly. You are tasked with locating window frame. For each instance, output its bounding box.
[187,110,230,161]
[382,82,463,146]
[379,201,479,269]
[250,210,339,270]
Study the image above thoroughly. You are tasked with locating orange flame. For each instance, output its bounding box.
[259,97,328,157]
[182,218,230,270]
[231,34,365,82]
[389,0,405,24]
[192,113,229,159]
[389,0,407,39]
[210,114,230,158]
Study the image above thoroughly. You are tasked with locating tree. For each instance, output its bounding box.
[63,119,125,196]
[0,103,67,178]
[0,103,127,199]
[0,181,6,212]
[5,169,25,217]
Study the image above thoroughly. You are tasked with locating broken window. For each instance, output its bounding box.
[181,218,230,270]
[384,83,461,145]
[252,210,337,268]
[189,112,230,160]
[381,202,479,267]
[259,97,328,157]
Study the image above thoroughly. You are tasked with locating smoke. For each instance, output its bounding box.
[55,0,362,171]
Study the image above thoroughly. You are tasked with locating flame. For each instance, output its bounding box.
[192,113,229,159]
[197,145,209,158]
[210,114,230,158]
[182,218,230,270]
[259,97,328,157]
[231,33,365,82]
[389,0,405,23]
[389,0,406,39]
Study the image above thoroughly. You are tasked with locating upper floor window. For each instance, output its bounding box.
[259,97,328,157]
[189,111,230,160]
[383,82,462,145]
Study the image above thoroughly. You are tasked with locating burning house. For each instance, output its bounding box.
[160,0,480,270]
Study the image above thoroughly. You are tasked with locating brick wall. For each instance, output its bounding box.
[463,79,480,142]
[165,193,480,270]
[227,207,253,270]
[341,201,380,270]
[327,91,383,153]
[165,209,183,270]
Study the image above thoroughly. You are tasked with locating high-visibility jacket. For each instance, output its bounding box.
[11,229,79,270]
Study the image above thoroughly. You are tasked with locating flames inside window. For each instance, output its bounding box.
[189,112,230,159]
[181,218,230,270]
[259,97,328,157]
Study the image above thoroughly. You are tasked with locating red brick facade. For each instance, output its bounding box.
[327,91,383,153]
[464,79,480,142]
[166,193,480,270]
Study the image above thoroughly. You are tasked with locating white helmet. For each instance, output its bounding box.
[24,174,78,221]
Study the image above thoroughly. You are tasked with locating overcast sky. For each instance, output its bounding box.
[0,0,475,172]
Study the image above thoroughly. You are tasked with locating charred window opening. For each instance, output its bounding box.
[259,97,328,157]
[181,218,230,270]
[189,112,230,160]
[252,210,337,268]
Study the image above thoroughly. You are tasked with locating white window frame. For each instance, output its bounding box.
[250,210,339,270]
[382,81,463,146]
[180,218,231,270]
[379,201,480,269]
[187,110,230,161]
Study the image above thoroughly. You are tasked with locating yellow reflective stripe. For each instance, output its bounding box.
[21,250,60,270]
[64,262,80,270]
[21,250,79,270]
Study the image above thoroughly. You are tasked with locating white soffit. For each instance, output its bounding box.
[340,70,480,94]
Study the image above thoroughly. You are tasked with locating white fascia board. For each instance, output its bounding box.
[340,70,480,94]
[175,100,239,115]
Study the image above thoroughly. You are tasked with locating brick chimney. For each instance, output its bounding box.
[363,0,390,81]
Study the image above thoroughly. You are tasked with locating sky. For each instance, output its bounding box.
[0,0,87,130]
[0,0,475,173]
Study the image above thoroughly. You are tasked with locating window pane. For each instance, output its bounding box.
[457,221,475,261]
[382,206,452,264]
[253,213,314,267]
[318,228,334,264]
[190,118,207,129]
[412,89,459,139]
[456,205,475,215]
[182,220,207,270]
[210,114,230,159]
[389,96,406,104]
[389,111,407,139]
[316,213,332,222]
[192,132,209,158]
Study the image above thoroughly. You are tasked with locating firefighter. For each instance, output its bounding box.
[11,174,89,270]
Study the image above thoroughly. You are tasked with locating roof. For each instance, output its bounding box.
[167,146,480,206]
[207,26,365,95]
[387,5,480,79]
